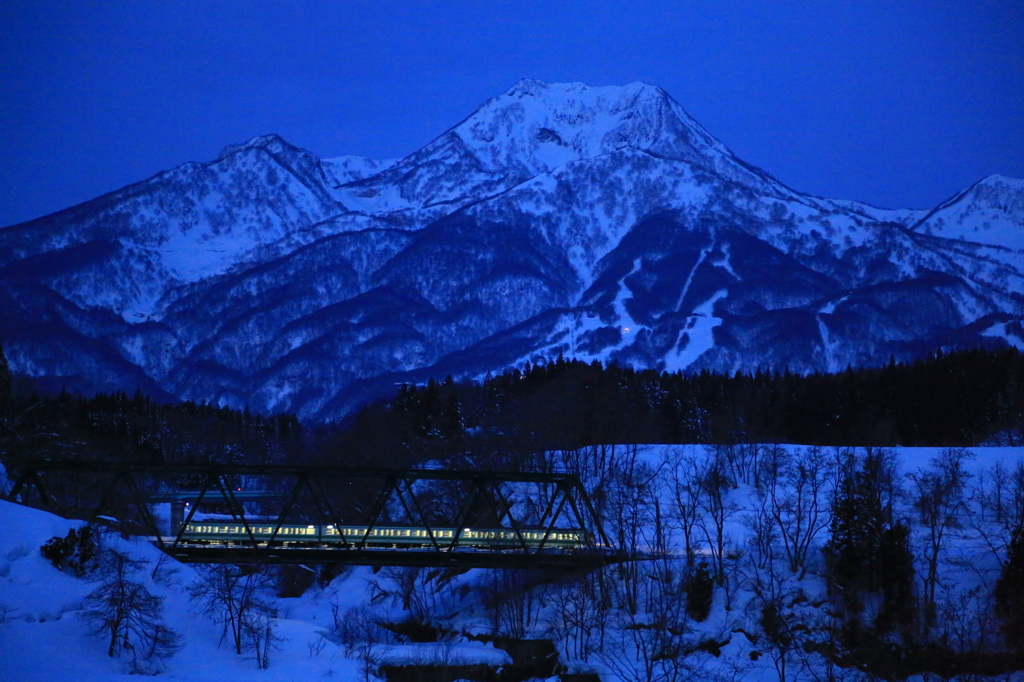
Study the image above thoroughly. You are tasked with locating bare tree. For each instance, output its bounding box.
[482,568,542,638]
[745,554,842,682]
[243,604,277,670]
[605,444,660,613]
[667,446,704,565]
[80,549,181,673]
[763,446,834,577]
[190,564,277,661]
[745,485,779,572]
[560,443,617,521]
[1002,461,1024,533]
[988,459,1010,524]
[937,586,1000,656]
[966,461,1024,582]
[337,604,389,682]
[910,447,973,631]
[598,559,693,682]
[684,447,740,600]
[367,565,461,633]
[150,553,181,586]
[547,573,608,663]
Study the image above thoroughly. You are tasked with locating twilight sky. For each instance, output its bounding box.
[1,1,1022,227]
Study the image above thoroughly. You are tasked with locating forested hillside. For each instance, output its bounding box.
[2,345,1022,475]
[350,347,1024,459]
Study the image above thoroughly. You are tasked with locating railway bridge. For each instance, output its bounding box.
[6,460,621,570]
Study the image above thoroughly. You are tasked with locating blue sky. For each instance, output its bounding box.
[1,1,1022,226]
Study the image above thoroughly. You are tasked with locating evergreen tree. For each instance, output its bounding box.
[825,454,866,610]
[441,392,465,442]
[875,523,916,634]
[685,561,714,622]
[824,448,909,631]
[825,452,886,612]
[0,340,10,415]
[995,528,1024,651]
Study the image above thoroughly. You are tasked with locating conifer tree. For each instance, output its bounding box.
[825,454,865,609]
[825,452,886,611]
[0,340,11,415]
[685,561,714,622]
[875,523,916,634]
[995,528,1024,651]
[824,448,910,631]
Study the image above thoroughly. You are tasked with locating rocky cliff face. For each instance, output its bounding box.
[2,80,1022,420]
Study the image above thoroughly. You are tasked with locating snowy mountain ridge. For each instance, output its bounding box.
[1,80,1023,419]
[913,174,1024,256]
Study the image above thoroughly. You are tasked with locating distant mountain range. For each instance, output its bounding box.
[2,80,1022,421]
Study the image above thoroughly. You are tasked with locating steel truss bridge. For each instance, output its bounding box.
[6,461,621,570]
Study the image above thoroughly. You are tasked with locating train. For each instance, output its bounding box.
[179,522,591,550]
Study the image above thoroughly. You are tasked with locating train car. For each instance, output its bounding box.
[178,522,590,551]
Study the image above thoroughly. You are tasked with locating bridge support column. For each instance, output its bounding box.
[170,501,185,536]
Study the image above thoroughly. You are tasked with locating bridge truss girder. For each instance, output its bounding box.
[6,461,618,569]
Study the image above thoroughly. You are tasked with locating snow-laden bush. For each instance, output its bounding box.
[40,524,100,577]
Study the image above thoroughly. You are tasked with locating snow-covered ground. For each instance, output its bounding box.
[2,444,1024,681]
[0,499,510,680]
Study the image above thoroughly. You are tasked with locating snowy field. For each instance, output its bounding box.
[2,444,1023,681]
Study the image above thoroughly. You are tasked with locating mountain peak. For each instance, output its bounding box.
[448,80,728,176]
[913,172,1024,255]
[341,80,766,218]
[504,77,551,97]
[217,133,290,160]
[975,174,1024,191]
[502,78,667,101]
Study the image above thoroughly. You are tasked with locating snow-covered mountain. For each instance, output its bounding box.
[2,80,1022,420]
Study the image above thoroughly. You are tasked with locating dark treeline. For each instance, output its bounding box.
[0,386,303,473]
[1,343,1023,475]
[350,347,1024,458]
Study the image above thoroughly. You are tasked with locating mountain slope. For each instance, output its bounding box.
[1,80,1022,420]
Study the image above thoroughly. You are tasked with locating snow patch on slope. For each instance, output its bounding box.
[664,290,727,372]
[322,155,399,187]
[982,321,1024,350]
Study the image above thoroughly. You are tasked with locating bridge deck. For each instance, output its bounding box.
[158,543,622,569]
